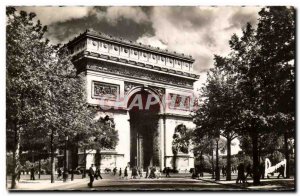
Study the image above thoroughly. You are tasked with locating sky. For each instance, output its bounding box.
[17,6,262,89]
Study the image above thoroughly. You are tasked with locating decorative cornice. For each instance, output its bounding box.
[66,29,195,63]
[72,51,200,80]
[85,58,195,89]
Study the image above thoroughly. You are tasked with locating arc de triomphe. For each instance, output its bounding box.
[66,29,200,172]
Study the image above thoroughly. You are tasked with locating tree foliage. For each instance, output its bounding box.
[192,6,295,185]
[6,7,119,187]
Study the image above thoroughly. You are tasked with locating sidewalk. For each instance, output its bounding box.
[199,176,295,191]
[7,174,295,191]
[7,178,89,191]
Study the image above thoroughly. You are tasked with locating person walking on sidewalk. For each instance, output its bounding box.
[131,166,138,179]
[88,164,95,188]
[113,167,117,176]
[259,162,265,179]
[222,166,226,177]
[138,167,143,178]
[124,167,128,179]
[119,167,122,179]
[57,168,62,180]
[166,167,171,178]
[30,165,35,180]
[145,167,150,178]
[95,166,103,180]
[236,163,245,184]
[277,165,285,179]
[245,164,253,182]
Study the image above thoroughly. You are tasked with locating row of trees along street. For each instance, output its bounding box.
[6,7,119,189]
[174,6,295,186]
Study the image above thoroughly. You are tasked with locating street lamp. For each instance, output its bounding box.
[63,136,69,182]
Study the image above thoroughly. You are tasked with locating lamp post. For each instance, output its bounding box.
[63,136,69,182]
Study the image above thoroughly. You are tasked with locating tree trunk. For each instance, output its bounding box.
[50,129,55,183]
[226,136,232,181]
[200,152,203,169]
[82,148,86,178]
[63,137,68,182]
[38,159,41,180]
[11,126,21,189]
[99,150,102,172]
[284,131,290,178]
[95,149,100,167]
[251,130,260,185]
[215,139,220,181]
[211,148,214,179]
[71,146,77,181]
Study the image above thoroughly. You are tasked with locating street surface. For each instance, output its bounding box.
[7,172,295,191]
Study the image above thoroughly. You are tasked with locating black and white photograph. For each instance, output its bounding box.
[5,4,295,192]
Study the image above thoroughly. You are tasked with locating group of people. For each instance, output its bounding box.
[119,166,162,179]
[146,167,161,179]
[235,162,284,184]
[88,164,103,188]
[221,165,246,176]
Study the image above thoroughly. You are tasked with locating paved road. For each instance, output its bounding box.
[8,173,295,191]
[32,178,244,191]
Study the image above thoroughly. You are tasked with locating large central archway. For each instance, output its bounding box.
[127,88,161,170]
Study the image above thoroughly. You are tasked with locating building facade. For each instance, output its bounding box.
[66,29,200,172]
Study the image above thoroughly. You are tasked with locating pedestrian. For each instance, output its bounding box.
[222,166,226,177]
[236,163,245,184]
[70,168,74,181]
[149,167,156,179]
[245,164,253,182]
[277,165,285,179]
[63,168,69,181]
[119,167,122,179]
[95,166,103,180]
[138,167,143,178]
[124,167,128,179]
[30,165,35,180]
[132,166,138,179]
[259,162,265,179]
[57,168,62,179]
[113,167,117,176]
[199,164,204,177]
[145,167,149,178]
[191,168,197,179]
[88,164,95,188]
[166,167,171,177]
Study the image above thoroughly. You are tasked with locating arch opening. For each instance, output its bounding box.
[128,89,161,170]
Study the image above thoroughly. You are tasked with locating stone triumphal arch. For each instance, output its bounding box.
[66,29,200,172]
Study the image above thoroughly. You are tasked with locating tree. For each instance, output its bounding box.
[6,7,53,188]
[211,57,241,180]
[193,65,239,181]
[72,112,119,178]
[216,6,295,185]
[192,6,295,186]
[41,47,119,183]
[255,7,295,178]
[6,7,120,187]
